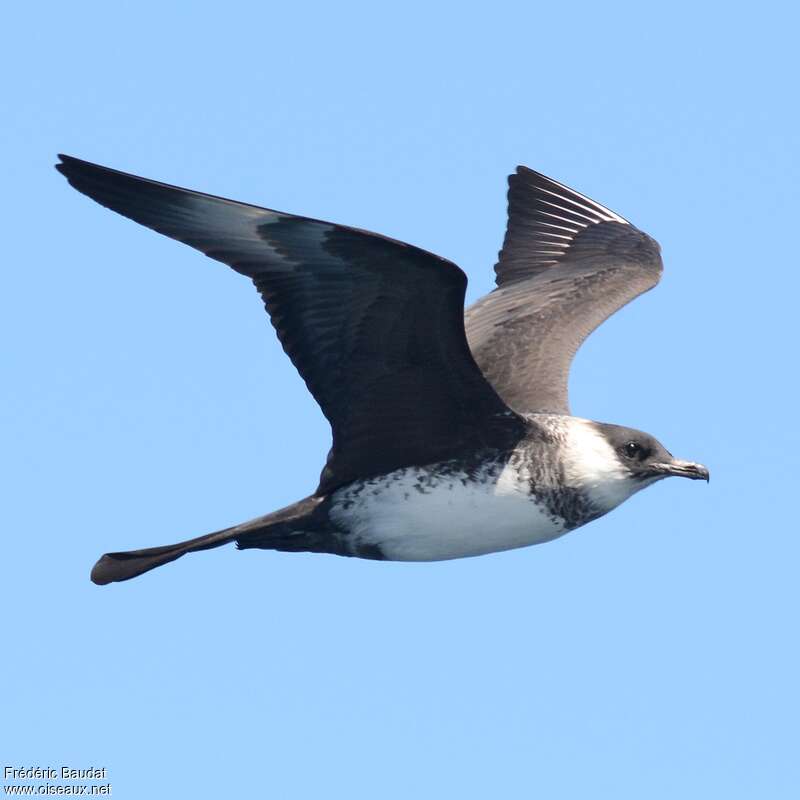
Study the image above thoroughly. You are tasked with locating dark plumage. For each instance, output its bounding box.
[55,156,707,585]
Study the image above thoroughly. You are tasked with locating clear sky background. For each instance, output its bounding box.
[3,2,798,797]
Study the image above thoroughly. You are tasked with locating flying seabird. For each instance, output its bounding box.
[55,155,709,585]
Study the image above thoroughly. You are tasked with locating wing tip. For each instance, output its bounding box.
[55,153,108,188]
[55,152,85,172]
[509,165,630,226]
[55,153,120,183]
[54,153,72,177]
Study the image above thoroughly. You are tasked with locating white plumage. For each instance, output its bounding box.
[330,463,566,561]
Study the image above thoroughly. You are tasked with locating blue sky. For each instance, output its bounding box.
[3,2,798,797]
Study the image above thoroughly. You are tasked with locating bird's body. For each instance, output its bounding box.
[330,459,565,562]
[329,417,600,561]
[326,414,644,562]
[55,155,708,584]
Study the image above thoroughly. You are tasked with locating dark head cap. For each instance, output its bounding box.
[595,422,709,483]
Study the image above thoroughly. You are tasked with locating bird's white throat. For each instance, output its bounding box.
[557,416,643,512]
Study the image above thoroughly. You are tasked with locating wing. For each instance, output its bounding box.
[465,166,663,415]
[56,155,523,494]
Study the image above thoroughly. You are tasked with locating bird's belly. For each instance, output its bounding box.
[329,465,569,561]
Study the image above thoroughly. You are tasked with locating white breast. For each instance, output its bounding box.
[329,461,567,561]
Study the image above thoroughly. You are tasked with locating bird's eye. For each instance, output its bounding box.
[623,441,642,459]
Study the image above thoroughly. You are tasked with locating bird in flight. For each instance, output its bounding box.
[56,155,709,585]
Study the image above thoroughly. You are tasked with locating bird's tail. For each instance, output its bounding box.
[90,496,329,585]
[90,527,239,585]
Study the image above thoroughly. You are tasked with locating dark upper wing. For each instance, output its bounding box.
[465,166,663,415]
[56,155,523,494]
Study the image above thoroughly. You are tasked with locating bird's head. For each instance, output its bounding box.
[561,418,709,513]
[596,422,709,483]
